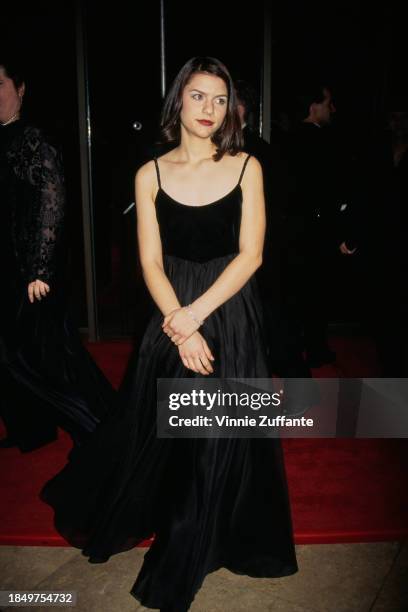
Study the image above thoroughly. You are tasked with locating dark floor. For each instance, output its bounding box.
[1,540,407,611]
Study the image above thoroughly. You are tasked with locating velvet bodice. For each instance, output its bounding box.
[153,155,250,263]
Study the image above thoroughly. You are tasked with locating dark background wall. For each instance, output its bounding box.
[2,0,405,337]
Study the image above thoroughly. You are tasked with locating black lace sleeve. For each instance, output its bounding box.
[18,127,66,284]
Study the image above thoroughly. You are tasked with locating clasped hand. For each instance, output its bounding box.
[162,307,215,375]
[28,279,50,303]
[162,307,199,346]
[339,241,357,255]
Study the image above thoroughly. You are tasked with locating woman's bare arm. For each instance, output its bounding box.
[136,160,215,370]
[135,161,181,316]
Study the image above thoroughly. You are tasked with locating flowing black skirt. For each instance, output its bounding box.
[0,279,115,451]
[40,254,298,609]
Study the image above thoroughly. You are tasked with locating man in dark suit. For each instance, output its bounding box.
[285,83,344,368]
[235,80,311,379]
[235,81,320,415]
[364,110,408,376]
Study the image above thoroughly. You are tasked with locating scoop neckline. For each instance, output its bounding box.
[156,183,241,208]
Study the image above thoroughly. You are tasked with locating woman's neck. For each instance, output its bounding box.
[1,111,20,126]
[176,130,217,163]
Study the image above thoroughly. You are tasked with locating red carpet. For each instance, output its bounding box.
[0,337,407,547]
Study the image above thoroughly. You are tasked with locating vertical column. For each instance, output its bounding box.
[75,0,98,341]
[261,0,272,142]
[160,0,167,98]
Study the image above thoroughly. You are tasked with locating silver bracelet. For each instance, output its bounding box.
[184,304,204,327]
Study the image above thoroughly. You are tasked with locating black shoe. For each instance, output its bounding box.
[160,604,190,612]
[87,555,110,564]
[0,436,18,449]
[306,349,336,368]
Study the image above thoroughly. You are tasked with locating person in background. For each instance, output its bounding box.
[363,109,408,375]
[0,56,115,453]
[235,80,316,414]
[285,81,340,368]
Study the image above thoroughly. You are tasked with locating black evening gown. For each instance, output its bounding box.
[0,120,115,452]
[40,154,298,610]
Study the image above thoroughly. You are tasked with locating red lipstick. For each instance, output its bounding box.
[197,120,214,126]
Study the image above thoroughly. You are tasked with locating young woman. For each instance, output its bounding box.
[40,56,298,611]
[0,58,115,452]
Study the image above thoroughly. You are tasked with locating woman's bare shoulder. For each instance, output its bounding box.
[225,151,262,175]
[240,155,263,191]
[156,148,180,164]
[225,150,259,166]
[235,151,260,163]
[135,159,157,186]
[246,154,262,171]
[134,160,160,206]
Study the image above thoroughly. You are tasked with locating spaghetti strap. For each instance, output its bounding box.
[153,157,162,189]
[238,154,251,186]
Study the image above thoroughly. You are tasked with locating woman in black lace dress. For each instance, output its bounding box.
[40,57,298,611]
[0,58,115,452]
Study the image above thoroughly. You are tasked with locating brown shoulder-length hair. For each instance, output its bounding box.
[160,56,243,161]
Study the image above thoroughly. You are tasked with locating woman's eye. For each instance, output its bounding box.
[216,98,227,105]
[192,93,202,100]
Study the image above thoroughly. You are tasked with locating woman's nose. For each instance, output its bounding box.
[203,100,214,115]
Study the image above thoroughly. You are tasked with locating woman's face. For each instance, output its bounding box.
[179,72,228,139]
[0,66,24,123]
